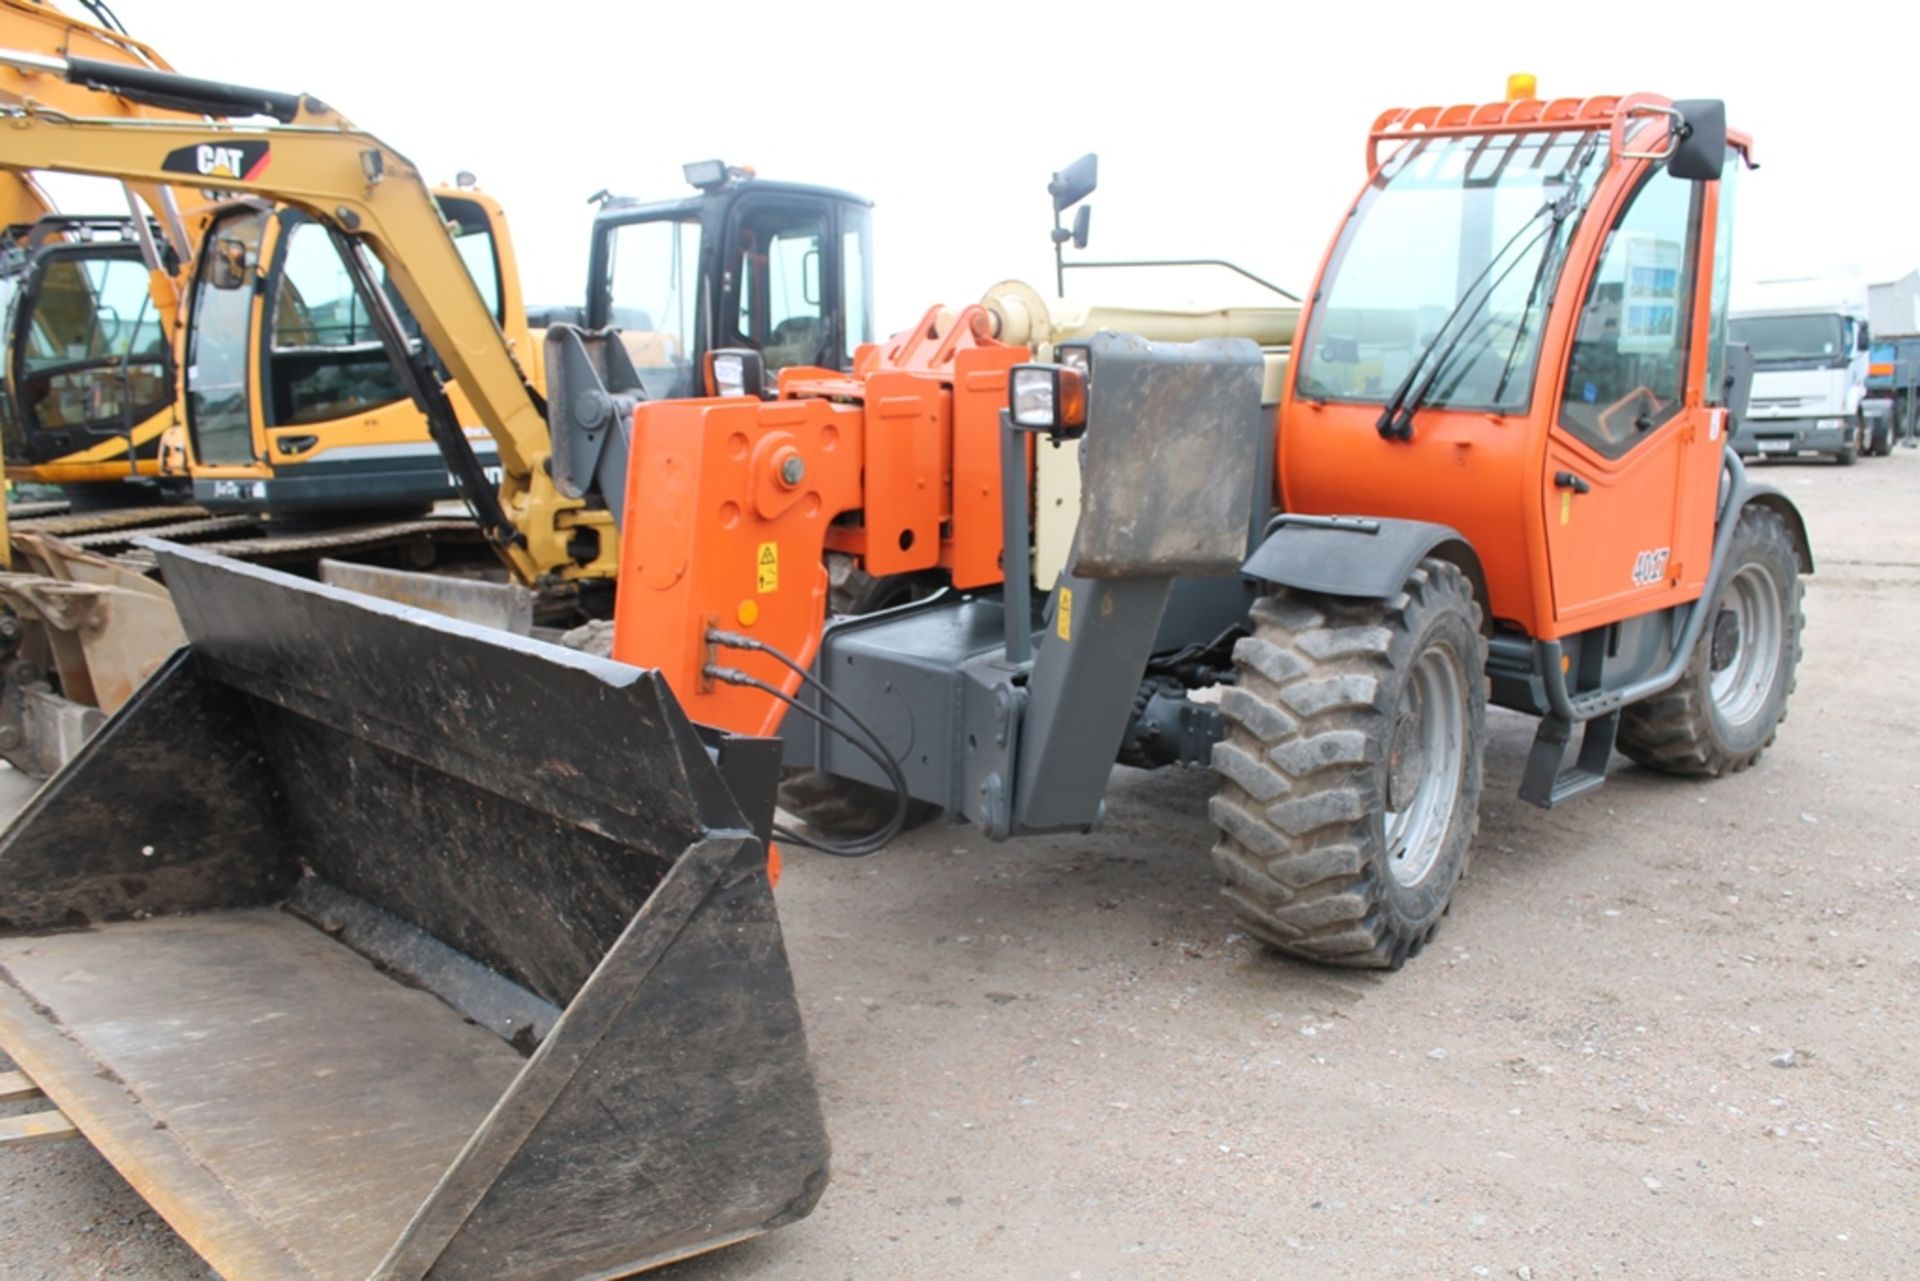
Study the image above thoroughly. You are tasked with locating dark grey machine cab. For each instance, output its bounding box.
[585,163,875,397]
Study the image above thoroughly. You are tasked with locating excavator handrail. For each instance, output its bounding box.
[0,60,584,585]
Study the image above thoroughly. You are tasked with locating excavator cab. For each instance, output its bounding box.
[0,215,175,496]
[181,192,514,516]
[586,164,873,397]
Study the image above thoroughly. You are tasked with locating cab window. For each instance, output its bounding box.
[438,196,503,321]
[266,205,505,428]
[726,201,829,374]
[268,217,407,427]
[1703,160,1738,404]
[17,252,170,435]
[605,215,702,400]
[841,206,873,365]
[188,208,268,464]
[1557,172,1702,455]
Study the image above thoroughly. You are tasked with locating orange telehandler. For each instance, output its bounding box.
[0,55,1808,1280]
[599,92,1806,973]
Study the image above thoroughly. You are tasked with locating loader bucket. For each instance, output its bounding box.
[0,543,827,1280]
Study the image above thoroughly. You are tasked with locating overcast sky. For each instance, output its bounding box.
[42,0,1920,327]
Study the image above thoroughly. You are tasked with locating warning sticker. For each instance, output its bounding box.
[1056,587,1073,641]
[756,542,779,593]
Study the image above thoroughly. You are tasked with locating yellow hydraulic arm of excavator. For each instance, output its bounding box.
[0,1,203,291]
[0,54,614,586]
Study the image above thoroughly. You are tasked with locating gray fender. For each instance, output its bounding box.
[1738,486,1814,573]
[1242,514,1488,611]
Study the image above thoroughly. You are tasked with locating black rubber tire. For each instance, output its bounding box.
[777,558,946,841]
[776,769,940,839]
[828,554,947,616]
[1836,418,1859,466]
[1871,418,1894,457]
[1207,559,1488,970]
[1617,505,1802,778]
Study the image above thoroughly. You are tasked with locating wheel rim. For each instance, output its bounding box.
[1708,561,1783,727]
[1384,642,1468,888]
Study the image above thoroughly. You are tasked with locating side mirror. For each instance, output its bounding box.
[704,347,767,399]
[1857,322,1872,353]
[1665,99,1727,182]
[1071,205,1092,251]
[1048,153,1098,213]
[206,235,250,290]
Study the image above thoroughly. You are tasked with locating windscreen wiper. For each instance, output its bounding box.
[1488,194,1578,406]
[1376,201,1557,440]
[1382,135,1605,439]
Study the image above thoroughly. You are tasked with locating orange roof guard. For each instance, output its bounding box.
[1367,93,1754,177]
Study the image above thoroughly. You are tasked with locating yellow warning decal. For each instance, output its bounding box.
[756,541,779,593]
[1057,587,1073,641]
[1559,490,1572,526]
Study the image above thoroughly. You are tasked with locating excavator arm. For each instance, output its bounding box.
[0,53,617,585]
[0,0,206,282]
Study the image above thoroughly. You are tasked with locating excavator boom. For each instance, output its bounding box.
[0,55,603,584]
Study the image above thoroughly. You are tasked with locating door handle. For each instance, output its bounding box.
[1553,471,1591,494]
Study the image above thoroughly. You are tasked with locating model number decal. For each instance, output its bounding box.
[1631,547,1670,587]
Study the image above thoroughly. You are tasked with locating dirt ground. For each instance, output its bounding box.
[3,450,1917,1281]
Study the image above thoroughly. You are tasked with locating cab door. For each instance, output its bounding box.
[1542,165,1714,632]
[9,243,173,465]
[715,192,841,377]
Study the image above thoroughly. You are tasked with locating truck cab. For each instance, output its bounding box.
[1729,276,1876,462]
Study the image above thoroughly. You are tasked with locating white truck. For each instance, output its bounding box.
[1729,275,1887,463]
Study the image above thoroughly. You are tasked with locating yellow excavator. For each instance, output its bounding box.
[0,0,534,552]
[0,0,201,496]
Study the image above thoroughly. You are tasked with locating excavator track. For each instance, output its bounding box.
[9,501,487,574]
[65,514,255,550]
[110,515,486,572]
[8,504,205,538]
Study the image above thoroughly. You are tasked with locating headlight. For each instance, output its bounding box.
[682,158,728,189]
[1011,367,1057,428]
[1816,418,1843,431]
[1008,364,1088,434]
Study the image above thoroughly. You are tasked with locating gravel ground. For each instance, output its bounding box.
[4,450,1918,1280]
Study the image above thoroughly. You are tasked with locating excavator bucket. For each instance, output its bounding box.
[0,543,827,1280]
[0,531,184,777]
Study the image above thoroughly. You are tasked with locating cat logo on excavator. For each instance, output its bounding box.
[160,139,269,180]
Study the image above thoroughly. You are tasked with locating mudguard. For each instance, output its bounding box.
[1242,513,1485,603]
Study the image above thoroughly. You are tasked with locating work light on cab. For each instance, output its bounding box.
[1009,363,1087,436]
